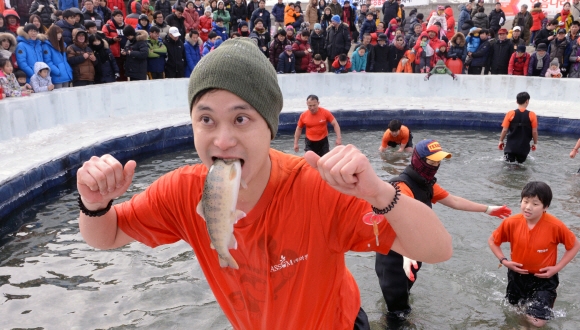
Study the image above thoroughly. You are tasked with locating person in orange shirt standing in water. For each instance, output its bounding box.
[378,119,413,153]
[498,91,538,163]
[489,181,579,328]
[376,139,512,324]
[293,94,342,156]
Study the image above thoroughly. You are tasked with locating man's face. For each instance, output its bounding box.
[85,1,94,11]
[390,130,400,137]
[495,3,501,11]
[114,14,124,25]
[557,32,566,40]
[357,49,365,56]
[155,14,164,24]
[414,24,422,34]
[572,25,579,35]
[307,99,319,113]
[176,11,183,18]
[217,21,224,27]
[88,26,97,34]
[366,14,373,21]
[537,50,546,56]
[498,32,506,40]
[191,90,271,188]
[378,39,386,46]
[150,31,159,39]
[466,3,472,10]
[29,30,39,40]
[255,22,263,29]
[259,1,265,8]
[7,16,17,25]
[512,29,521,38]
[75,15,82,23]
[170,33,179,40]
[520,5,527,12]
[362,35,371,45]
[100,0,106,6]
[241,25,248,32]
[428,31,436,39]
[66,16,76,25]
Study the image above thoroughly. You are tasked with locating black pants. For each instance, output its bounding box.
[73,80,94,87]
[375,250,422,321]
[506,270,559,320]
[353,307,370,330]
[305,136,330,157]
[165,69,184,78]
[387,133,414,149]
[468,66,483,75]
[504,152,528,163]
[150,72,164,79]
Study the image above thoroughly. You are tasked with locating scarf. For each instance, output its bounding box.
[410,149,439,182]
[536,52,546,70]
[560,9,569,26]
[92,42,109,62]
[342,7,351,25]
[8,22,18,34]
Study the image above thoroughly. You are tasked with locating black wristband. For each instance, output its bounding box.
[78,196,113,217]
[371,182,401,215]
[499,257,508,264]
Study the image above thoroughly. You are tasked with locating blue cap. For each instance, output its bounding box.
[415,139,452,161]
[331,15,341,23]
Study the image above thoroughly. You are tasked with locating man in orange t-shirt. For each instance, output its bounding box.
[75,38,453,329]
[489,181,579,328]
[498,91,538,163]
[293,94,342,156]
[378,119,413,153]
[376,139,512,324]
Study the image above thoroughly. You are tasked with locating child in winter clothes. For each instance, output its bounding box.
[90,34,119,83]
[432,41,448,66]
[277,45,296,73]
[30,62,54,92]
[385,19,398,44]
[0,58,31,97]
[395,50,415,73]
[350,46,367,72]
[359,12,376,42]
[307,54,326,72]
[508,44,530,76]
[212,18,228,41]
[545,58,562,77]
[202,32,220,56]
[332,53,352,73]
[465,27,481,66]
[413,33,434,73]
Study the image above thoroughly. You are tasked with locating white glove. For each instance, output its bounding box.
[403,256,419,282]
[38,4,45,11]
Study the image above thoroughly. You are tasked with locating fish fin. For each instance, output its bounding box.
[196,201,205,220]
[210,242,215,249]
[240,179,248,190]
[228,235,238,250]
[234,210,246,223]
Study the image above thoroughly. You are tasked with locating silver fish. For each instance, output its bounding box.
[196,159,246,269]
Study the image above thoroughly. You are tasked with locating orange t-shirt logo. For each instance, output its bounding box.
[427,142,442,152]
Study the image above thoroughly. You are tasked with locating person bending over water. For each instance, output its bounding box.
[489,181,579,328]
[378,119,413,153]
[375,139,511,323]
[76,38,453,329]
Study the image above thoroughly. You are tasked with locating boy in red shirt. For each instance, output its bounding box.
[489,181,579,328]
[378,119,413,153]
[293,94,342,156]
[75,38,453,329]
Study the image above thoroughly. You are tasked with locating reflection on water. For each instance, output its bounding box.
[2,128,580,329]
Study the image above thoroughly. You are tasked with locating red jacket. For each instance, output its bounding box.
[508,52,530,76]
[102,19,123,57]
[291,35,311,72]
[184,7,200,33]
[199,16,212,42]
[530,8,545,32]
[445,8,455,40]
[307,59,327,73]
[107,0,127,17]
[332,56,352,71]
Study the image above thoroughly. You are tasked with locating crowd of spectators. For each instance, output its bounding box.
[1,0,579,97]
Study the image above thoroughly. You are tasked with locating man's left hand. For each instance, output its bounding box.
[535,266,559,278]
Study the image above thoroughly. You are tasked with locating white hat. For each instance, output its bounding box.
[169,26,181,37]
[513,26,521,31]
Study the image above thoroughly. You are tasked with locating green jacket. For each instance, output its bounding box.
[213,10,231,31]
[148,37,167,58]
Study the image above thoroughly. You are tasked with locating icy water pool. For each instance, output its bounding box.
[2,127,580,329]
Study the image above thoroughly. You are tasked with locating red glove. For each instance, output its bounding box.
[531,144,536,151]
[485,205,512,219]
[498,142,504,150]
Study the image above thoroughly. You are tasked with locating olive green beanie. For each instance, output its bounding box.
[188,38,283,139]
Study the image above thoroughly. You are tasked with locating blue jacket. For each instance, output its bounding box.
[136,22,151,33]
[351,51,368,71]
[271,3,285,23]
[41,40,74,84]
[202,40,215,56]
[470,39,491,67]
[15,28,45,82]
[466,34,481,53]
[55,19,76,48]
[359,19,376,41]
[277,51,295,73]
[184,36,202,77]
[59,0,78,10]
[212,23,229,41]
[249,8,271,31]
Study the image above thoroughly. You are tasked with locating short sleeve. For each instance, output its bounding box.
[324,109,335,123]
[501,111,514,128]
[432,183,449,203]
[559,222,578,251]
[492,220,510,246]
[529,111,538,129]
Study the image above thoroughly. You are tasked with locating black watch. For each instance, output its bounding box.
[499,257,508,265]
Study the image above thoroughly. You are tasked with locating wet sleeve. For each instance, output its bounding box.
[431,184,449,203]
[399,127,409,146]
[559,222,578,251]
[381,130,392,148]
[529,111,538,129]
[492,219,510,246]
[501,111,514,128]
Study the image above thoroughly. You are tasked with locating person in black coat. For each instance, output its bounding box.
[388,35,407,72]
[165,7,186,42]
[325,16,350,71]
[487,28,513,74]
[164,26,185,78]
[277,45,296,73]
[309,23,326,60]
[155,0,173,18]
[488,3,505,37]
[533,19,557,48]
[370,33,389,72]
[230,0,248,33]
[29,0,57,29]
[249,0,271,32]
[122,26,149,80]
[89,33,119,83]
[381,0,399,27]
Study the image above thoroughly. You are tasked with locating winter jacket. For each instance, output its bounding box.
[549,38,569,68]
[0,72,23,97]
[427,13,447,34]
[325,22,350,59]
[448,32,467,63]
[342,5,356,32]
[83,11,104,29]
[277,51,296,73]
[381,0,398,24]
[230,3,248,27]
[309,30,326,60]
[152,21,171,39]
[568,42,580,78]
[351,50,367,71]
[147,36,167,73]
[29,0,56,28]
[154,0,172,19]
[249,8,271,31]
[17,0,35,20]
[123,30,149,79]
[470,38,490,67]
[305,0,318,26]
[488,39,514,74]
[395,50,414,72]
[370,41,389,72]
[508,52,530,75]
[545,66,562,77]
[199,15,212,42]
[213,9,231,31]
[328,2,342,16]
[163,33,185,76]
[42,40,73,84]
[269,34,291,68]
[166,13,186,41]
[15,27,45,82]
[331,55,351,73]
[307,59,327,72]
[530,8,545,32]
[55,19,76,47]
[102,19,126,57]
[95,5,112,25]
[472,12,489,29]
[461,19,475,37]
[534,27,554,47]
[29,61,52,92]
[292,35,311,72]
[527,52,549,76]
[184,33,202,77]
[512,11,533,32]
[488,9,505,31]
[66,31,96,81]
[388,43,406,72]
[554,11,575,32]
[458,7,471,36]
[136,22,151,33]
[272,3,285,22]
[284,4,300,26]
[466,32,481,53]
[249,28,271,57]
[92,40,119,82]
[444,7,455,40]
[0,32,17,63]
[59,0,78,10]
[183,7,200,33]
[359,18,376,41]
[107,0,126,17]
[212,23,228,41]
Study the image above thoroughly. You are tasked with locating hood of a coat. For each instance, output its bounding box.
[451,32,466,47]
[33,61,51,75]
[0,32,17,52]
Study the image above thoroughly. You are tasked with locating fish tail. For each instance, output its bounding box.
[219,254,239,269]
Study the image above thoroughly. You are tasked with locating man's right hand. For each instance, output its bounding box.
[503,260,528,274]
[293,143,299,152]
[77,155,136,210]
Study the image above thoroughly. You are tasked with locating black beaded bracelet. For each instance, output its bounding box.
[371,182,401,215]
[78,196,113,217]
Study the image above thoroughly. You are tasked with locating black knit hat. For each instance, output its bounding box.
[23,23,39,33]
[123,25,136,37]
